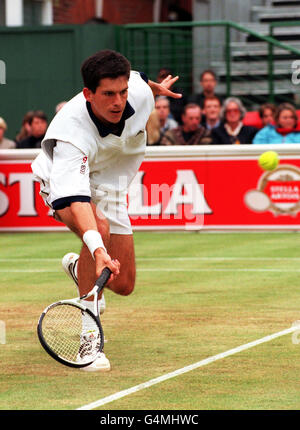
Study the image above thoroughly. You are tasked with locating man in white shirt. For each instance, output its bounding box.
[32,50,181,372]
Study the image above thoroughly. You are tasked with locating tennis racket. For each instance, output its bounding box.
[37,267,112,368]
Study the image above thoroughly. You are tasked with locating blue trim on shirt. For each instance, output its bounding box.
[139,72,148,83]
[52,195,91,210]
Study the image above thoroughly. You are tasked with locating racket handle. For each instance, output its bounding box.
[95,267,112,292]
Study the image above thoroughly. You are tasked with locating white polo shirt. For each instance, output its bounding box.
[31,71,154,234]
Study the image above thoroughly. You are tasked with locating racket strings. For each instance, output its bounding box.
[41,304,99,364]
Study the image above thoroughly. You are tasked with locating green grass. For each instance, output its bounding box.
[1,231,300,410]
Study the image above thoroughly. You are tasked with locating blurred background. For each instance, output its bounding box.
[0,0,300,140]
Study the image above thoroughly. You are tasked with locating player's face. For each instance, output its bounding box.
[84,76,129,125]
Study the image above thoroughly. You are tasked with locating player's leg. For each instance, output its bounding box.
[106,233,136,296]
[55,204,111,371]
[55,203,111,297]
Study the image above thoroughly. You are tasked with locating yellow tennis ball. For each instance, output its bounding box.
[258,151,279,171]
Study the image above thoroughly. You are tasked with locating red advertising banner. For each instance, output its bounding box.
[1,146,300,231]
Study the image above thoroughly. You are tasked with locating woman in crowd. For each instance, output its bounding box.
[211,97,258,145]
[253,102,300,144]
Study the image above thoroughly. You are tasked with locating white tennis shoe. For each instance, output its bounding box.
[81,352,111,372]
[62,252,106,315]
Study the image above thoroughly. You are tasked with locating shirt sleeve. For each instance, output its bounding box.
[50,140,91,210]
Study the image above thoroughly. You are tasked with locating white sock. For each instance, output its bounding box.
[81,300,98,334]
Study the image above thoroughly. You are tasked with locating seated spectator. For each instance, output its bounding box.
[15,111,34,144]
[146,109,161,146]
[259,103,277,127]
[17,111,48,148]
[211,97,258,145]
[0,117,16,149]
[156,67,187,124]
[253,102,300,144]
[188,69,222,109]
[161,103,211,145]
[55,101,67,113]
[155,96,178,135]
[202,96,222,130]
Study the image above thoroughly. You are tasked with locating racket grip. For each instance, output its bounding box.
[95,267,112,292]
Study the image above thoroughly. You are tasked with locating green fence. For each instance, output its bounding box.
[119,21,300,108]
[1,20,300,140]
[0,24,116,140]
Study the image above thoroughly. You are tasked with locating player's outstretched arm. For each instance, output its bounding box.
[148,75,182,99]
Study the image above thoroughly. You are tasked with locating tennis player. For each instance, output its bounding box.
[32,50,181,372]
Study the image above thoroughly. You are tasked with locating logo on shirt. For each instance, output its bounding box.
[80,156,87,175]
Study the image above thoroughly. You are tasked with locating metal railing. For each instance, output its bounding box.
[117,21,300,107]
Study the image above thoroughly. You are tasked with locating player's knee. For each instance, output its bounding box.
[111,273,135,296]
[117,281,135,296]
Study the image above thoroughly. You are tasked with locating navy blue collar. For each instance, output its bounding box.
[86,101,135,137]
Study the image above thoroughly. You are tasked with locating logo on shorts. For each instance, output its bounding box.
[80,156,87,175]
[244,164,300,216]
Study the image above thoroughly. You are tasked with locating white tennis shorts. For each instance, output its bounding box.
[34,141,133,235]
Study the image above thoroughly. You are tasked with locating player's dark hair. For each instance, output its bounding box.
[81,50,131,93]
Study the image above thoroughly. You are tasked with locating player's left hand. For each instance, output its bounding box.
[148,75,182,99]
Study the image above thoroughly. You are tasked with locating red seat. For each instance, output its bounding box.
[243,110,300,129]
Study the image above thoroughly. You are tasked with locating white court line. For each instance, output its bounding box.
[77,324,300,410]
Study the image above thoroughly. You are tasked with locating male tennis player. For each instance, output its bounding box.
[32,50,181,372]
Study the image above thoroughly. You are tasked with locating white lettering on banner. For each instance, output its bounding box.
[128,171,162,216]
[128,169,212,219]
[164,170,212,216]
[8,173,38,216]
[0,173,9,216]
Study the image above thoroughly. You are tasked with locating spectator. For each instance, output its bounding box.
[189,69,222,109]
[146,109,161,146]
[0,117,16,149]
[15,111,34,144]
[253,102,300,144]
[259,103,277,127]
[161,103,211,145]
[17,111,48,148]
[211,97,258,145]
[156,67,187,124]
[55,101,67,113]
[202,96,222,130]
[155,96,178,135]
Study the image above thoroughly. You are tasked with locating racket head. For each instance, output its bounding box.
[37,301,104,368]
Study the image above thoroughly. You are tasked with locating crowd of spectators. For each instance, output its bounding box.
[1,68,300,150]
[146,68,300,146]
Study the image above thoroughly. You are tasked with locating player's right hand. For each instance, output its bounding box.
[94,248,120,284]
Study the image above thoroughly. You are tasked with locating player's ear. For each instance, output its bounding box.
[83,87,93,102]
